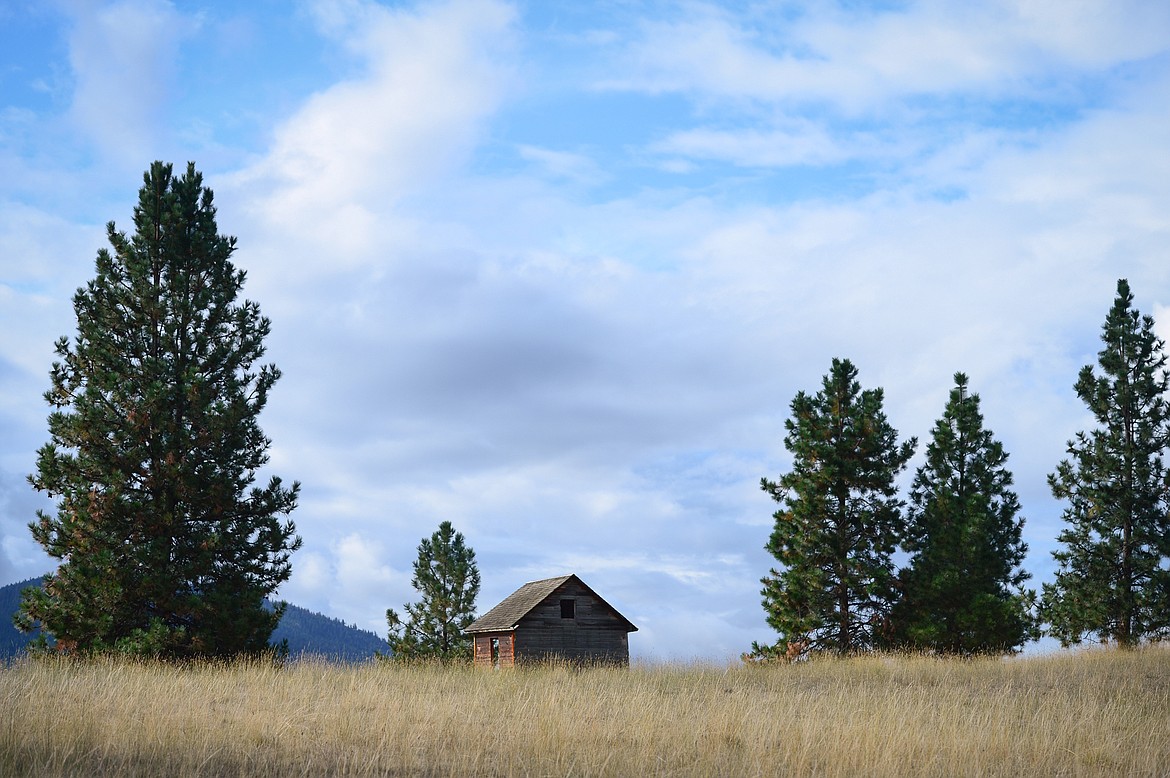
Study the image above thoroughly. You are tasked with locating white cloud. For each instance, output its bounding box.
[334,533,397,592]
[227,0,517,278]
[601,1,1170,110]
[283,532,408,634]
[517,144,606,184]
[64,0,194,165]
[1006,0,1170,68]
[1155,306,1170,349]
[651,123,851,168]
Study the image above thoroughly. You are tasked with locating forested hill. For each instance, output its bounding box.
[0,577,390,662]
[269,601,391,661]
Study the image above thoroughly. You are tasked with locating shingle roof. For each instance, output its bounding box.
[467,573,637,634]
[466,574,573,633]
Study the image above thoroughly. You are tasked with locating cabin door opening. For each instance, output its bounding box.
[491,637,500,669]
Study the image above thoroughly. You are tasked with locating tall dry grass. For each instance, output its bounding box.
[2,648,1168,776]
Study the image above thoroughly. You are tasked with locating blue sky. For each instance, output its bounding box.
[1,0,1169,660]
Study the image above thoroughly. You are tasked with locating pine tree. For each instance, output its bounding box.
[385,521,480,661]
[16,162,301,658]
[890,373,1035,655]
[753,358,916,659]
[1042,279,1170,646]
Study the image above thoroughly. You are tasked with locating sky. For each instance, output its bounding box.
[1,0,1168,661]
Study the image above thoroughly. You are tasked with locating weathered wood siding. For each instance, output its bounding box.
[472,632,515,669]
[513,579,631,665]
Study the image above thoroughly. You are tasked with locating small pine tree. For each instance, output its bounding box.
[385,521,480,661]
[890,373,1035,655]
[1042,279,1170,646]
[16,162,301,658]
[753,358,916,659]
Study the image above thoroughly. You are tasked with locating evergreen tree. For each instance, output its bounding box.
[385,521,480,661]
[890,373,1035,655]
[1042,279,1170,646]
[16,162,301,658]
[754,358,916,659]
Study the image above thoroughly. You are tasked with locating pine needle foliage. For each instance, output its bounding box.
[754,358,916,659]
[1042,278,1170,646]
[385,521,480,661]
[890,372,1036,655]
[16,162,301,658]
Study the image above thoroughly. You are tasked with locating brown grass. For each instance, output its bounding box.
[2,648,1168,776]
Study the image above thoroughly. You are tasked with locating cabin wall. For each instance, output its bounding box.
[472,631,515,669]
[513,580,631,665]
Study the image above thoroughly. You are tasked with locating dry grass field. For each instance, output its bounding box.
[2,648,1168,777]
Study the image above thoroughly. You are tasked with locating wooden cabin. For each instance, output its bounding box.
[466,574,637,668]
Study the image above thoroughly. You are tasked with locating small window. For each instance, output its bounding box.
[560,599,576,619]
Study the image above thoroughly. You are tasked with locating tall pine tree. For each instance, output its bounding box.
[890,373,1035,655]
[754,358,916,659]
[16,162,301,658]
[1042,279,1170,646]
[385,521,480,661]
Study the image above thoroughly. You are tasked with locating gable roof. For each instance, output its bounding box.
[466,574,637,633]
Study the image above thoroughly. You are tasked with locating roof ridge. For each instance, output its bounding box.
[521,573,573,586]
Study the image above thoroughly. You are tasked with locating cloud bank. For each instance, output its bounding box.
[1,0,1168,659]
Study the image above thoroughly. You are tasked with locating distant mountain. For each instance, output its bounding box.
[0,578,44,657]
[269,600,390,661]
[0,576,389,662]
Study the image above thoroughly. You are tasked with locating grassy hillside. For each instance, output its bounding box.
[2,649,1167,776]
[0,578,389,662]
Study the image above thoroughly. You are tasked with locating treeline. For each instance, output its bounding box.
[751,279,1170,659]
